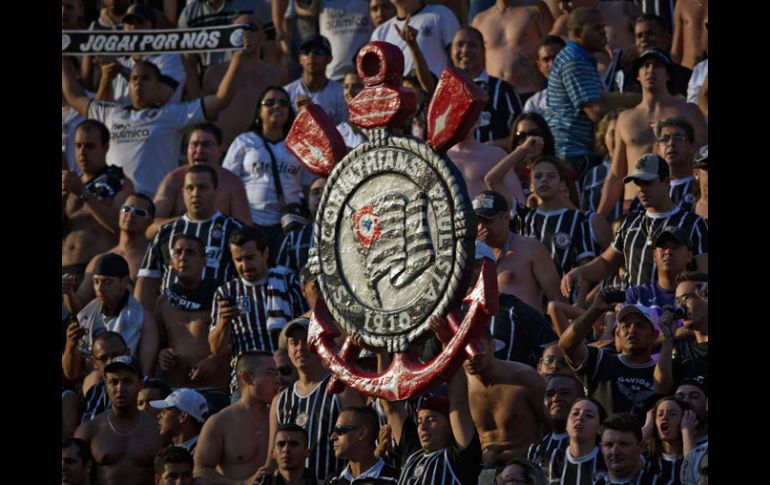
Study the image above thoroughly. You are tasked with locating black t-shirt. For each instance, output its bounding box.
[396,418,482,485]
[494,293,557,367]
[570,346,659,422]
[673,338,708,385]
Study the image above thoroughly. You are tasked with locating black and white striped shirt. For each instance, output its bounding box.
[527,431,569,484]
[580,160,622,223]
[559,446,606,485]
[644,453,682,485]
[492,293,557,367]
[211,268,307,393]
[611,207,708,287]
[328,458,400,485]
[669,178,696,213]
[138,212,244,291]
[276,375,343,482]
[276,225,314,274]
[81,381,110,423]
[396,418,482,485]
[473,71,522,142]
[515,206,595,277]
[593,467,658,485]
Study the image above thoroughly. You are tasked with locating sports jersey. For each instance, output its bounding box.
[327,458,400,485]
[580,160,622,223]
[527,431,569,483]
[319,0,373,81]
[473,71,522,142]
[276,225,315,274]
[492,293,558,367]
[284,78,349,126]
[558,446,606,485]
[668,178,696,213]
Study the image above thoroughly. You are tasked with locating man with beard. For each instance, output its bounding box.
[74,356,162,485]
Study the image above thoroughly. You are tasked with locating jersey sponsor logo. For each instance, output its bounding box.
[479,110,491,127]
[324,11,371,31]
[295,411,309,427]
[110,123,151,143]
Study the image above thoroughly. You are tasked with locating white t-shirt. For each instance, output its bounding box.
[284,78,349,125]
[62,106,85,176]
[336,121,367,149]
[88,99,206,196]
[686,58,708,105]
[112,54,187,105]
[369,5,459,78]
[318,0,373,81]
[223,132,315,226]
[523,88,547,117]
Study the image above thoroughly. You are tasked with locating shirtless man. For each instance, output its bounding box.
[472,0,554,98]
[473,190,566,310]
[149,122,252,239]
[63,120,134,286]
[74,356,162,485]
[203,15,288,150]
[672,0,708,69]
[597,48,707,217]
[65,193,155,315]
[447,117,525,208]
[195,351,280,484]
[465,328,548,478]
[156,234,228,390]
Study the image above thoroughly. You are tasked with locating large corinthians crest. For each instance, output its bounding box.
[286,42,499,400]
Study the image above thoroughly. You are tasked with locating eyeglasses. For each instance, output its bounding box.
[676,293,698,306]
[515,131,543,140]
[120,205,151,218]
[332,424,361,436]
[657,134,688,144]
[301,47,330,56]
[261,98,290,108]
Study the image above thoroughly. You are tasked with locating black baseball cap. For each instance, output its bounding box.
[123,3,157,25]
[654,226,692,249]
[472,191,508,219]
[633,47,673,76]
[104,355,143,377]
[299,35,332,54]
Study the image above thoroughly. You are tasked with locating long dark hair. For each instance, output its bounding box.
[510,112,555,156]
[643,396,689,462]
[252,86,296,139]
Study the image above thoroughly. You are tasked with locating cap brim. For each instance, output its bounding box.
[104,362,141,376]
[148,399,172,410]
[623,173,657,184]
[474,209,499,219]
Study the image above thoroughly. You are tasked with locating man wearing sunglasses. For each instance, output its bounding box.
[327,406,399,484]
[64,194,156,316]
[63,120,135,292]
[284,35,348,125]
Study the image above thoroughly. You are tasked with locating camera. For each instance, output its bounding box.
[672,306,688,319]
[602,287,626,304]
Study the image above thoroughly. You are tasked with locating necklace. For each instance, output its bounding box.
[107,412,143,437]
[643,215,658,247]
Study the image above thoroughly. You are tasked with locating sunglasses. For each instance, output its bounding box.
[301,47,330,56]
[332,424,361,436]
[515,130,543,140]
[120,205,151,218]
[262,98,291,107]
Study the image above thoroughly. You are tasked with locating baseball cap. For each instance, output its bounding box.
[633,47,673,76]
[654,226,692,249]
[299,35,332,54]
[122,3,157,25]
[616,304,659,331]
[417,395,450,420]
[623,153,669,184]
[278,317,310,352]
[693,145,708,170]
[92,252,130,278]
[679,376,708,397]
[104,355,143,377]
[150,388,210,423]
[472,191,508,219]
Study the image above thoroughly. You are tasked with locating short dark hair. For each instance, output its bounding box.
[229,226,268,252]
[128,192,157,218]
[142,378,172,399]
[133,60,162,80]
[454,26,485,46]
[601,412,643,444]
[675,271,708,285]
[186,164,218,189]
[635,14,669,34]
[235,350,274,376]
[546,373,585,397]
[62,438,92,465]
[76,119,110,145]
[276,423,308,443]
[189,122,223,146]
[253,86,296,137]
[340,406,380,438]
[171,233,206,256]
[93,331,127,351]
[656,117,695,144]
[154,446,193,475]
[501,457,548,485]
[568,7,601,32]
[531,156,570,183]
[539,34,566,49]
